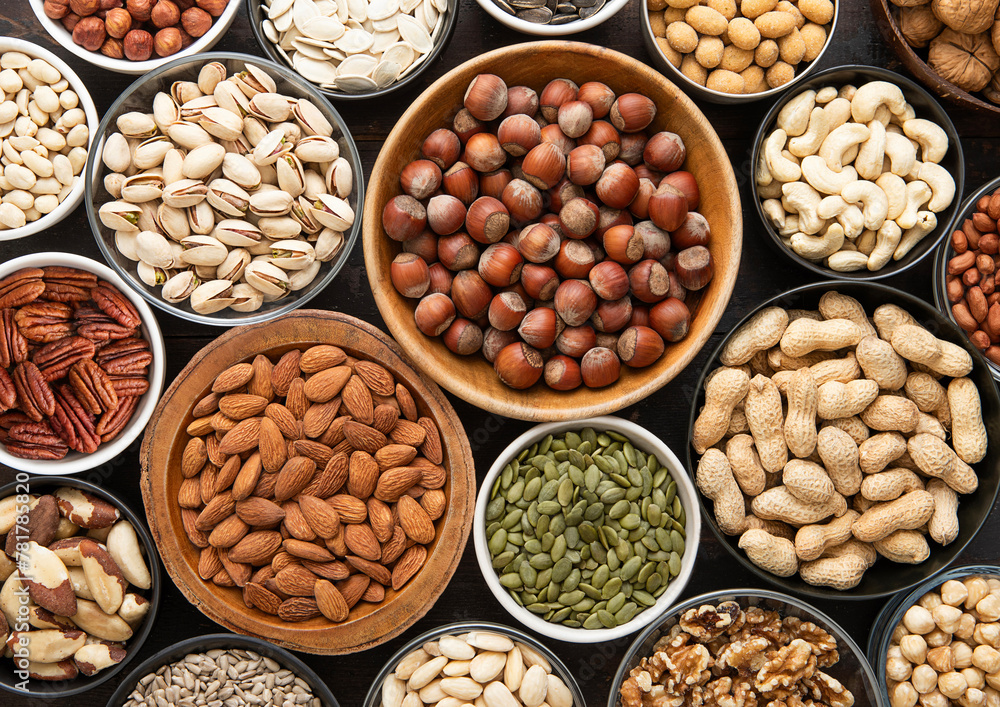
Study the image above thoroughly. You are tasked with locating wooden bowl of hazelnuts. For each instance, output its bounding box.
[363,41,743,422]
[30,0,241,75]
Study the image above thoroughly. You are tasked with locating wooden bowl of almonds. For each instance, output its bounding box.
[139,309,476,654]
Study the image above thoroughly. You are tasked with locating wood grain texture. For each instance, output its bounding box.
[365,41,743,420]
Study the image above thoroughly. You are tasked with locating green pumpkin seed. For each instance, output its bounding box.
[500,573,522,589]
[592,564,610,589]
[579,582,601,600]
[551,536,567,562]
[579,523,598,544]
[620,556,642,581]
[671,530,685,555]
[536,568,552,589]
[525,539,542,554]
[637,562,655,584]
[620,513,641,530]
[633,589,656,607]
[562,568,581,592]
[615,602,638,624]
[602,577,622,600]
[492,551,515,569]
[530,554,553,570]
[502,508,523,530]
[668,551,681,576]
[549,515,567,535]
[646,572,662,593]
[583,613,603,629]
[652,468,668,489]
[607,552,620,572]
[523,476,542,502]
[610,472,629,488]
[488,528,508,554]
[487,495,505,521]
[647,504,661,527]
[507,480,525,504]
[537,501,561,515]
[527,602,549,614]
[609,500,630,519]
[551,556,573,583]
[535,514,549,537]
[665,480,677,505]
[597,609,617,628]
[519,563,537,587]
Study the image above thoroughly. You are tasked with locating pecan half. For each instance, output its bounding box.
[8,420,65,447]
[49,385,100,454]
[12,362,56,421]
[32,336,96,382]
[107,374,150,397]
[76,320,135,342]
[68,359,118,415]
[96,395,138,442]
[40,267,98,303]
[14,301,74,343]
[0,268,45,308]
[6,439,69,460]
[95,338,152,374]
[0,411,32,430]
[0,368,15,412]
[0,309,28,368]
[91,282,141,329]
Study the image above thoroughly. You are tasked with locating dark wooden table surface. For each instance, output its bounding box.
[3,0,1000,705]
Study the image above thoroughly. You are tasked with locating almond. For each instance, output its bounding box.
[235,497,286,526]
[418,461,447,490]
[390,419,427,447]
[353,360,394,395]
[281,501,317,542]
[250,565,275,584]
[302,453,349,498]
[212,362,254,393]
[294,439,333,467]
[314,579,349,622]
[219,394,268,420]
[264,402,299,439]
[215,455,242,496]
[342,375,374,423]
[372,404,400,434]
[325,528,349,557]
[278,596,321,622]
[319,414,350,447]
[374,466,423,502]
[182,509,209,548]
[343,523,381,561]
[218,418,262,455]
[178,478,202,509]
[198,546,223,579]
[286,377,309,419]
[283,538,335,564]
[244,581,281,615]
[253,472,278,499]
[367,498,395,543]
[182,437,208,478]
[297,495,341,539]
[247,354,275,400]
[346,555,391,585]
[205,434,226,467]
[397,495,436,545]
[231,452,263,500]
[228,530,282,565]
[299,345,347,373]
[396,383,419,421]
[392,544,427,590]
[348,451,379,499]
[270,349,301,395]
[420,489,447,521]
[213,568,235,587]
[274,456,316,502]
[375,444,418,471]
[303,366,351,403]
[218,551,250,587]
[255,416,285,475]
[303,398,341,438]
[303,559,350,581]
[417,417,443,464]
[192,392,221,418]
[275,565,319,596]
[270,550,298,573]
[328,494,368,524]
[195,492,236,532]
[187,415,215,436]
[200,464,219,505]
[343,420,387,454]
[336,574,369,608]
[210,411,238,434]
[208,514,249,549]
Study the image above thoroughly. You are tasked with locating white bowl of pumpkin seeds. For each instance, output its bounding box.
[474,416,700,642]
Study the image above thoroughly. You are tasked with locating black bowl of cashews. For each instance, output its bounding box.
[686,281,1000,599]
[751,65,965,280]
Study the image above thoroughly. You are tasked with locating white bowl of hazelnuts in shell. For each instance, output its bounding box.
[30,0,241,75]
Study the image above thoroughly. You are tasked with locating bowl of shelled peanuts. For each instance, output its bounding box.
[640,0,839,102]
[688,281,1000,599]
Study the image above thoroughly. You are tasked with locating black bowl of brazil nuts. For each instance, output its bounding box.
[474,416,700,642]
[687,281,1000,600]
[0,476,161,698]
[106,633,339,707]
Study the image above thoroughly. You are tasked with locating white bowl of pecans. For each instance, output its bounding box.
[0,253,166,475]
[0,38,99,241]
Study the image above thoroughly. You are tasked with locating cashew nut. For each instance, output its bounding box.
[801,155,858,195]
[820,123,871,172]
[762,198,785,230]
[856,228,877,255]
[868,220,902,270]
[903,118,949,163]
[851,81,907,123]
[828,250,870,271]
[818,194,849,220]
[872,104,893,127]
[779,213,800,237]
[894,211,938,261]
[897,179,932,230]
[789,108,832,157]
[823,97,853,131]
[856,119,887,181]
[838,84,857,101]
[815,86,838,104]
[918,161,956,212]
[841,241,858,252]
[841,180,889,230]
[756,152,774,187]
[891,103,916,125]
[782,181,825,234]
[884,132,918,176]
[758,180,783,199]
[777,89,817,137]
[764,128,802,182]
[791,223,845,260]
[877,172,908,221]
[838,204,865,239]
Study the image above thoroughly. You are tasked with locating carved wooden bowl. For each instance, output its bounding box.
[363,41,743,421]
[139,310,475,654]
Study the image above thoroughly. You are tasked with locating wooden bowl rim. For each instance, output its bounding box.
[139,310,476,654]
[363,40,743,421]
[869,0,1000,115]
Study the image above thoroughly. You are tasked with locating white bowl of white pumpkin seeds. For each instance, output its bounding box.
[473,416,700,642]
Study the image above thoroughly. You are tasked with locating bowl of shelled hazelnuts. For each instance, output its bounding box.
[30,0,241,75]
[363,41,742,421]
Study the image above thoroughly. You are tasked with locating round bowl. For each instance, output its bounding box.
[85,52,365,327]
[361,620,586,707]
[687,280,1000,600]
[0,38,99,242]
[641,0,839,104]
[931,175,1000,383]
[869,0,1000,117]
[246,0,459,101]
[28,0,240,76]
[608,588,888,707]
[363,40,743,421]
[867,563,1000,706]
[474,416,700,643]
[0,475,161,699]
[106,632,339,707]
[139,309,476,654]
[0,253,166,475]
[474,0,628,36]
[751,65,965,281]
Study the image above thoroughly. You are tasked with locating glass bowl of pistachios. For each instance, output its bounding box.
[84,52,364,326]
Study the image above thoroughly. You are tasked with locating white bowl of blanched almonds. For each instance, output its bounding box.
[86,53,364,326]
[0,38,99,240]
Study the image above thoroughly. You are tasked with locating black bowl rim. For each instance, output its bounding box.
[0,475,162,698]
[930,174,1000,383]
[84,51,366,327]
[607,587,889,707]
[685,280,1000,600]
[105,632,341,707]
[749,64,967,282]
[245,0,460,102]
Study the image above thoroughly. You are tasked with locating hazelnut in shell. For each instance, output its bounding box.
[453,108,485,144]
[437,232,479,271]
[403,230,438,263]
[649,297,690,342]
[576,82,616,119]
[660,170,700,211]
[635,221,671,260]
[422,129,462,170]
[503,86,539,118]
[488,291,527,331]
[554,239,597,280]
[517,223,560,264]
[383,194,427,242]
[596,163,641,210]
[618,133,648,166]
[463,132,506,173]
[494,342,544,389]
[591,296,633,333]
[480,169,513,201]
[602,224,644,265]
[540,124,576,156]
[520,263,559,301]
[554,279,598,327]
[596,205,633,238]
[442,161,479,205]
[390,252,431,299]
[556,325,598,358]
[451,270,493,319]
[497,114,541,157]
[414,293,456,336]
[426,194,467,236]
[671,211,710,249]
[675,245,714,291]
[559,198,599,240]
[478,242,524,287]
[549,178,585,213]
[588,260,630,301]
[400,159,442,201]
[466,196,510,244]
[629,259,670,303]
[648,183,688,232]
[629,305,650,328]
[521,142,566,191]
[502,179,543,224]
[643,132,686,173]
[544,355,582,391]
[518,307,558,349]
[629,178,656,220]
[565,144,606,186]
[443,318,483,356]
[578,120,621,162]
[617,325,664,368]
[610,94,657,133]
[539,78,579,122]
[427,262,453,295]
[557,101,594,140]
[482,327,520,363]
[464,74,508,122]
[581,347,621,387]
